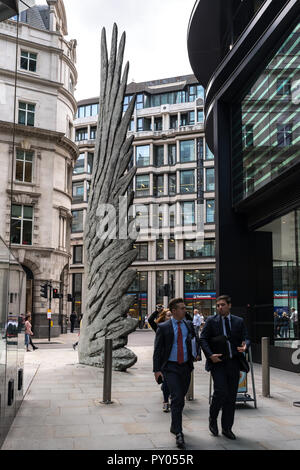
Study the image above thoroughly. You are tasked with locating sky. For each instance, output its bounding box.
[39,0,196,100]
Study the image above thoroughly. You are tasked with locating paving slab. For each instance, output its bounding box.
[1,331,300,451]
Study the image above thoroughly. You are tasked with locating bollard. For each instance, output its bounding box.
[261,337,270,397]
[186,370,194,401]
[102,338,113,404]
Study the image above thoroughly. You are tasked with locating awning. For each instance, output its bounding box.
[0,0,35,22]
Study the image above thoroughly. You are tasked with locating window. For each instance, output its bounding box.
[205,168,215,191]
[87,153,93,174]
[168,237,175,259]
[136,94,144,109]
[170,115,178,129]
[137,117,151,131]
[156,271,164,304]
[277,78,291,96]
[18,102,35,126]
[277,124,292,147]
[123,95,133,112]
[180,170,195,193]
[135,174,150,196]
[72,273,82,314]
[180,140,195,162]
[77,103,99,118]
[20,50,37,72]
[16,149,33,183]
[129,118,134,132]
[205,143,214,160]
[156,239,164,260]
[75,128,88,141]
[197,110,204,122]
[11,204,33,245]
[168,144,176,165]
[181,202,195,225]
[184,239,215,258]
[184,270,215,292]
[72,182,84,201]
[153,175,164,196]
[73,153,85,174]
[136,145,150,167]
[242,124,254,148]
[168,174,176,195]
[154,117,162,131]
[206,200,215,223]
[72,210,84,233]
[73,245,83,264]
[135,205,149,229]
[90,127,97,139]
[133,242,148,260]
[154,145,164,166]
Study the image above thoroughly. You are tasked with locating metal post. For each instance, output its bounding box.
[102,338,113,404]
[48,281,52,342]
[261,337,270,397]
[186,370,194,400]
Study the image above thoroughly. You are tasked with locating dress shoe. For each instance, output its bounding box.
[222,429,236,440]
[209,420,219,436]
[175,432,186,450]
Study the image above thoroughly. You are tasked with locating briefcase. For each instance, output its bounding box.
[237,352,250,373]
[209,335,230,360]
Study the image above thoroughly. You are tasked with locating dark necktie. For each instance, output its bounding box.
[224,316,231,339]
[177,321,184,364]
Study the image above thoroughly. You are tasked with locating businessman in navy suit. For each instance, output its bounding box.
[153,298,201,449]
[200,295,250,440]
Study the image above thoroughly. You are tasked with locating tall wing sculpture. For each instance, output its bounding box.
[78,24,139,371]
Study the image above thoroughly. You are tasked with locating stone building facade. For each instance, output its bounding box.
[0,0,78,337]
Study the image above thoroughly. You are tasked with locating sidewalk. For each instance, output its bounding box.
[1,331,300,450]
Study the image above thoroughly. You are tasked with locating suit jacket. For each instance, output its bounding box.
[153,318,201,372]
[200,314,250,371]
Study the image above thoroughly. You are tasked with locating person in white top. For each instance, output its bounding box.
[290,308,298,338]
[193,309,204,337]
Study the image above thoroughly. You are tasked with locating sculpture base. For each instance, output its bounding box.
[79,346,137,372]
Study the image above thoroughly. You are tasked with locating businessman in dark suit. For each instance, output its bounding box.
[153,297,201,449]
[200,295,250,440]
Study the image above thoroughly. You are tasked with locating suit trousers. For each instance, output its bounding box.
[163,361,191,433]
[210,357,240,431]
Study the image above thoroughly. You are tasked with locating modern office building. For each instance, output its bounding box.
[72,74,216,324]
[0,0,78,338]
[188,0,300,371]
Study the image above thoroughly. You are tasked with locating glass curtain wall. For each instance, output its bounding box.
[258,209,300,348]
[232,22,300,204]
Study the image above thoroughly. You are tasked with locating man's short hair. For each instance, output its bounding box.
[216,295,231,305]
[169,297,184,312]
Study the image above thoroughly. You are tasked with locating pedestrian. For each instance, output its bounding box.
[274,312,280,338]
[144,314,149,329]
[24,313,38,351]
[73,314,82,350]
[70,311,77,333]
[290,307,298,339]
[200,294,250,440]
[153,297,201,449]
[281,312,289,338]
[149,308,172,412]
[148,304,164,330]
[192,309,203,338]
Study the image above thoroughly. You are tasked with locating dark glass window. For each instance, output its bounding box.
[156,239,164,260]
[154,117,162,131]
[205,168,215,191]
[181,202,195,225]
[133,242,148,260]
[170,115,178,129]
[73,245,83,264]
[277,124,293,147]
[168,237,175,259]
[136,145,150,167]
[87,153,93,174]
[206,200,215,223]
[168,144,176,165]
[90,126,97,139]
[72,273,82,314]
[184,240,215,258]
[153,175,164,196]
[180,140,195,162]
[135,174,150,196]
[75,128,88,141]
[180,170,195,193]
[71,210,84,233]
[184,270,215,291]
[72,181,84,202]
[154,145,164,166]
[168,174,176,195]
[73,153,85,174]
